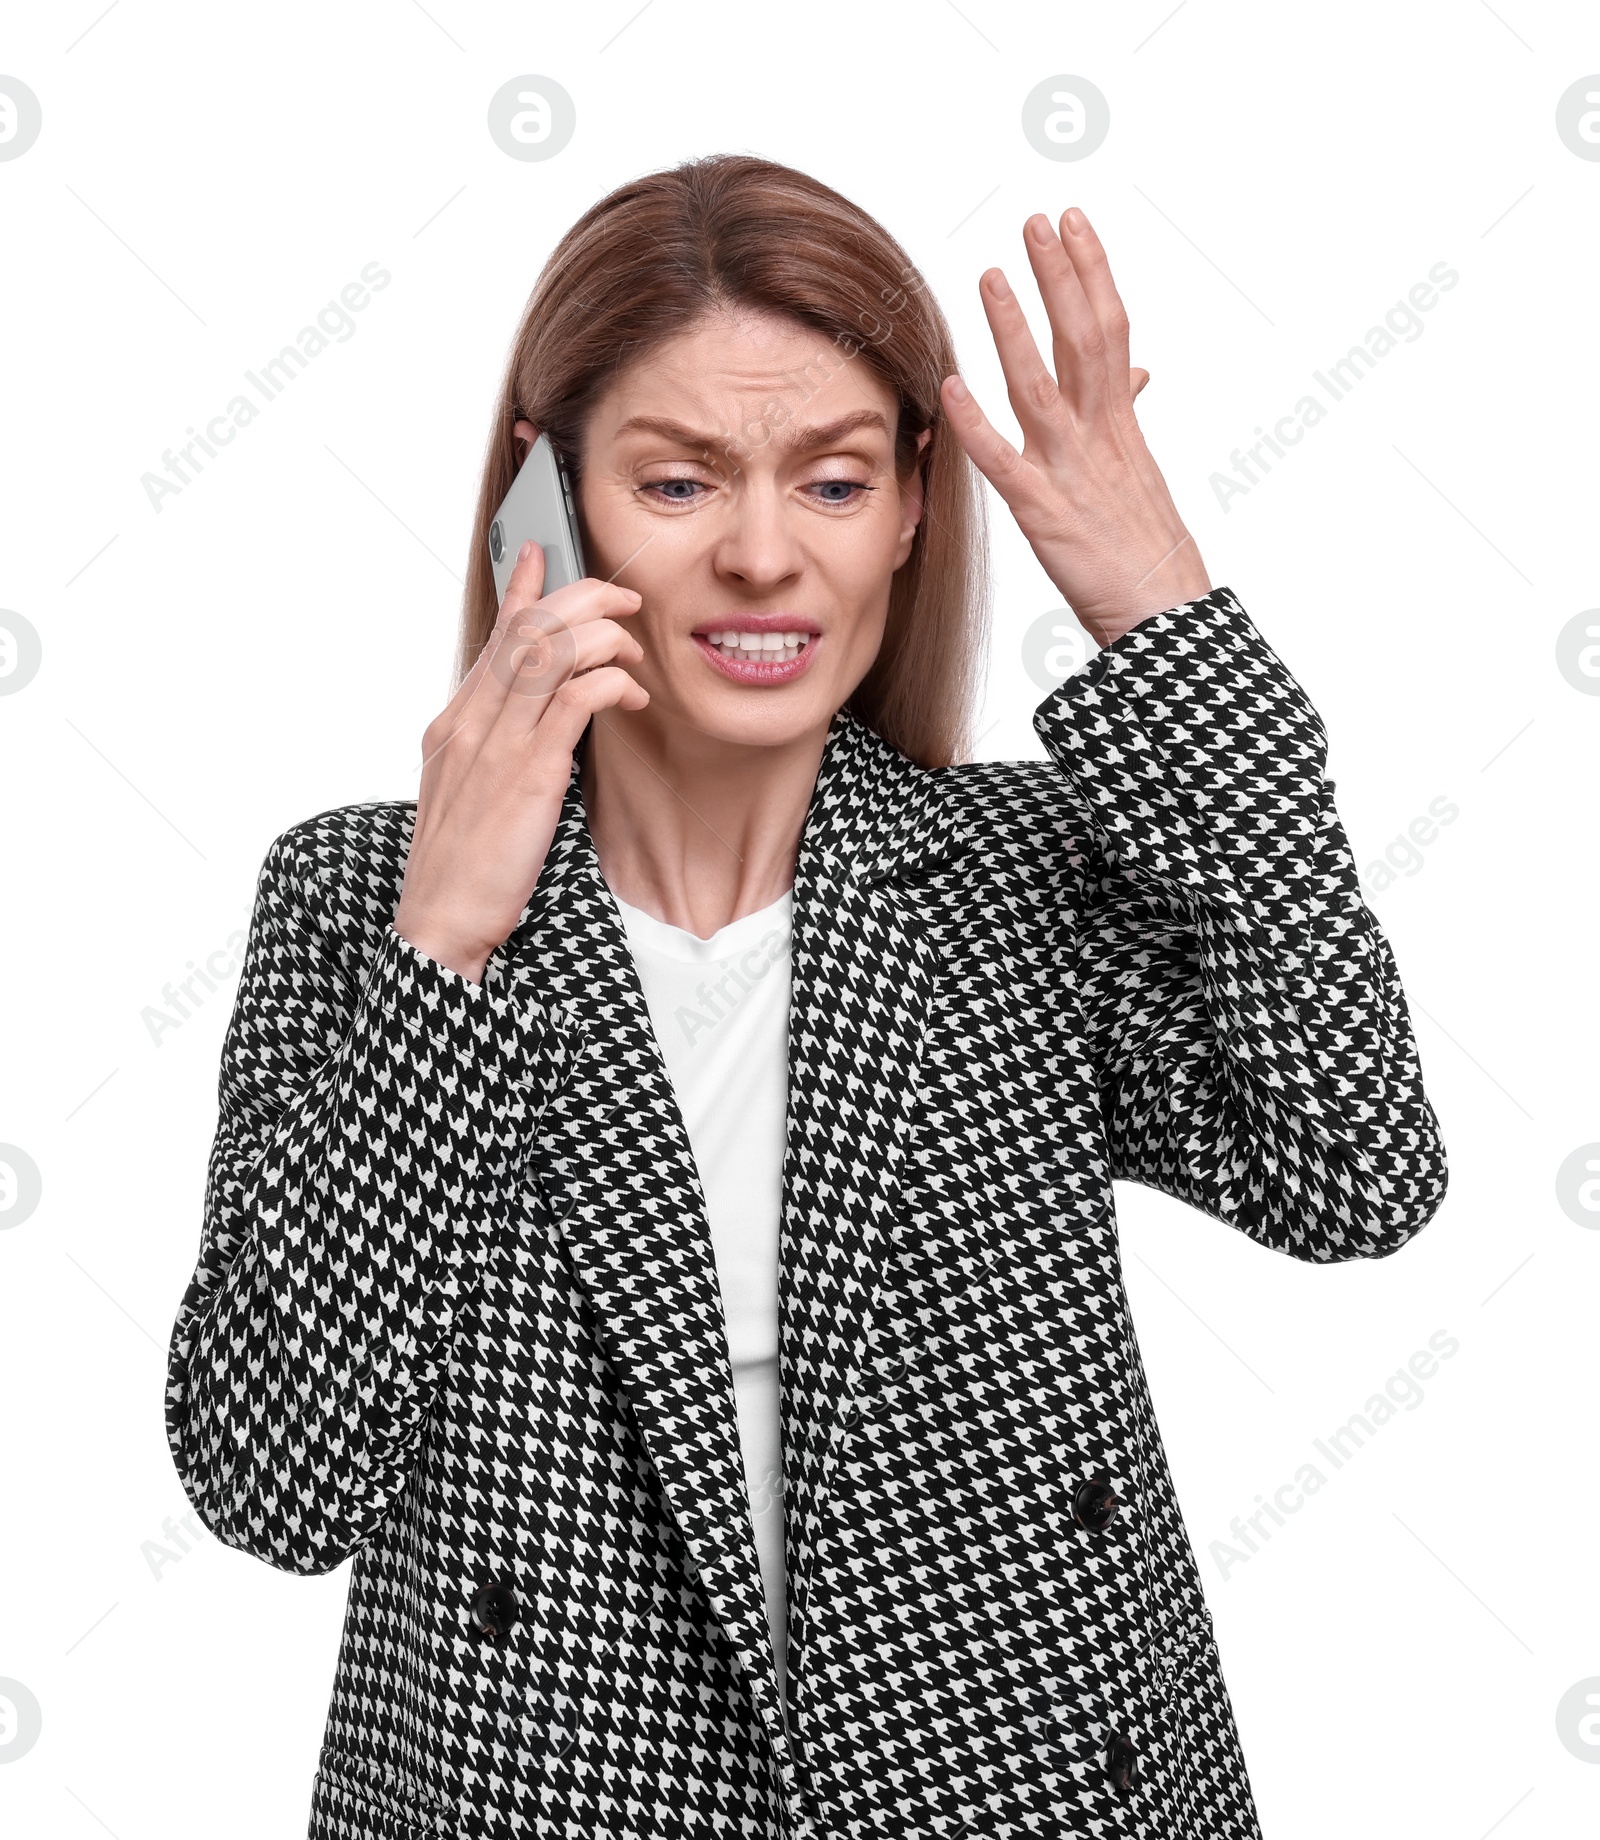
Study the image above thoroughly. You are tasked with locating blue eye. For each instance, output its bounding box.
[639,475,874,507]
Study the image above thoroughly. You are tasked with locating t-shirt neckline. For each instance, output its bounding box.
[611,887,793,963]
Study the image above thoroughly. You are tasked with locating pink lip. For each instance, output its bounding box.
[690,612,821,636]
[693,631,820,686]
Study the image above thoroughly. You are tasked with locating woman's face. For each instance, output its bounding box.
[516,307,929,753]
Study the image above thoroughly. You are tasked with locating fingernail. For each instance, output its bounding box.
[946,376,969,403]
[518,540,533,561]
[1065,207,1086,235]
[1026,214,1053,244]
[985,270,1011,299]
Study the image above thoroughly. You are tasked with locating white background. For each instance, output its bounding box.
[1,2,1597,1835]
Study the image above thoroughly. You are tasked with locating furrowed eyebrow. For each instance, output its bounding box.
[610,408,892,452]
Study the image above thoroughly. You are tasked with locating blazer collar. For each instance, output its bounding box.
[795,701,970,889]
[489,707,975,1750]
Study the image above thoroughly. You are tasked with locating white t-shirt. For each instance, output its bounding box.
[612,888,792,1717]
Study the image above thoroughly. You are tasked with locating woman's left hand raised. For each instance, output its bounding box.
[942,207,1211,648]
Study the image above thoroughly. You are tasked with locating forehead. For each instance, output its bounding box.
[588,306,899,440]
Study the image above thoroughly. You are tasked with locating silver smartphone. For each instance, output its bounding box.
[487,432,587,605]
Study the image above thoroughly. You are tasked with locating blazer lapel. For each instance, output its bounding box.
[775,709,972,1705]
[490,762,789,1745]
[485,711,974,1740]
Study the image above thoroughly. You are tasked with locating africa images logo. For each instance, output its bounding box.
[1209,263,1460,511]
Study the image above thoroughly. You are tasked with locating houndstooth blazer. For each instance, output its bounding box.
[165,584,1447,1839]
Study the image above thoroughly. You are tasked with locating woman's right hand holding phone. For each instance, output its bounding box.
[392,536,647,985]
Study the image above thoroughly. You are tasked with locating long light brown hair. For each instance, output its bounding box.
[458,153,989,768]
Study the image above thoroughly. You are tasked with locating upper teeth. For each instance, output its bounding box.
[707,631,808,659]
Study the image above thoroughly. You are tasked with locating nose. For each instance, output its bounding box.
[710,478,804,592]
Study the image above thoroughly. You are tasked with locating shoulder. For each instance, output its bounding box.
[844,738,1094,914]
[937,754,1076,815]
[257,798,418,949]
[270,797,417,884]
[813,708,1089,889]
[932,755,1093,875]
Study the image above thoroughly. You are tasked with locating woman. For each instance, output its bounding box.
[165,154,1447,1838]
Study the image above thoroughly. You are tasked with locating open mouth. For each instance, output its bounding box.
[705,630,810,662]
[692,626,820,686]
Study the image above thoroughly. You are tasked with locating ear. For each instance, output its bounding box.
[893,426,934,569]
[512,417,538,462]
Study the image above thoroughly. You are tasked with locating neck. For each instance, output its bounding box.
[580,705,831,939]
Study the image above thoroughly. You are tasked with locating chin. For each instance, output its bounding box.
[673,682,843,751]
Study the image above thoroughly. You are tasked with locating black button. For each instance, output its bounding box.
[471,1580,518,1640]
[1072,1477,1120,1532]
[1105,1731,1138,1795]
